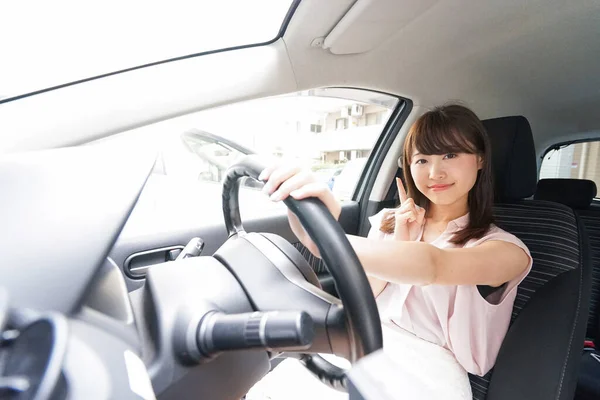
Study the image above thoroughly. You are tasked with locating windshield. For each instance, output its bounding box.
[0,0,295,100]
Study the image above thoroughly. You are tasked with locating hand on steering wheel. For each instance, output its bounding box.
[259,162,341,257]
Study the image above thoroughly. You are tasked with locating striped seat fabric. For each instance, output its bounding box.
[470,200,583,400]
[578,209,600,339]
[292,241,338,296]
[292,242,328,275]
[533,178,600,339]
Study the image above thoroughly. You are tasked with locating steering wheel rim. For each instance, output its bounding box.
[222,156,382,389]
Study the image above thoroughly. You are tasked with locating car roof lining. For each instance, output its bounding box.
[284,0,600,148]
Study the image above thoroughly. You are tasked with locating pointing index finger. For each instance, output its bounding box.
[396,177,408,204]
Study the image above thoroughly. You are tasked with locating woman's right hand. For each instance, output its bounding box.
[382,178,425,241]
[258,161,342,257]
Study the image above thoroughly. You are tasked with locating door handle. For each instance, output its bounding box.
[124,245,184,279]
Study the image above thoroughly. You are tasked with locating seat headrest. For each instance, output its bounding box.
[482,116,537,201]
[534,178,597,209]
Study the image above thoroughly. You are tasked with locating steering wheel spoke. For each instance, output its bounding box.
[213,233,351,358]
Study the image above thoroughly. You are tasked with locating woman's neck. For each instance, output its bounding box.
[427,197,469,224]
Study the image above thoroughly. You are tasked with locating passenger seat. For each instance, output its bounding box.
[534,178,600,400]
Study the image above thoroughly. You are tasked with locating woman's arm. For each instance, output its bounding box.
[258,163,529,288]
[346,235,530,287]
[293,210,389,296]
[367,277,388,297]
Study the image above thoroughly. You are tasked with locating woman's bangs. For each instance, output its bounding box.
[409,119,478,159]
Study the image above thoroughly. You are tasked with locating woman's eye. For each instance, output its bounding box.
[415,159,427,165]
[444,153,457,160]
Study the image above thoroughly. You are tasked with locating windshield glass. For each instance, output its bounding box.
[0,0,295,100]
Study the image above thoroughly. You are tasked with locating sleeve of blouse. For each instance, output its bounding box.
[367,209,387,240]
[469,225,533,302]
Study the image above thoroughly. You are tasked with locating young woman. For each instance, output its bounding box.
[246,104,532,399]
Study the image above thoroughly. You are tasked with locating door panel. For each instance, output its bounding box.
[109,201,360,293]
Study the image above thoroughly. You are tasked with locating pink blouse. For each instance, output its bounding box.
[368,210,532,376]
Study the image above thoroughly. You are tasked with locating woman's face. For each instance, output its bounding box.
[409,151,482,206]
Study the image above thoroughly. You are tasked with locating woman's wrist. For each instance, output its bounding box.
[306,241,321,258]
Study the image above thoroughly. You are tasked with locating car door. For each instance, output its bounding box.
[102,88,408,294]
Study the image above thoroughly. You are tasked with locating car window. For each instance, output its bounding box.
[540,141,600,197]
[93,88,399,233]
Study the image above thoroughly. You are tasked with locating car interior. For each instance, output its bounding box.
[1,1,600,399]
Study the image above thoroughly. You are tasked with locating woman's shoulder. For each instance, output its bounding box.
[468,224,531,256]
[368,209,388,227]
[367,209,392,240]
[486,224,521,240]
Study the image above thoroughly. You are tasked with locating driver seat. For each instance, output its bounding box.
[469,116,592,400]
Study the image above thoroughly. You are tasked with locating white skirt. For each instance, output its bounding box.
[245,322,472,400]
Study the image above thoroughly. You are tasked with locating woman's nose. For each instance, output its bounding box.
[429,161,446,180]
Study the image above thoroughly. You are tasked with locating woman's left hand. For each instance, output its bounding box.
[382,178,425,241]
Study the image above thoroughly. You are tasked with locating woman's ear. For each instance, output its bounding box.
[477,155,484,170]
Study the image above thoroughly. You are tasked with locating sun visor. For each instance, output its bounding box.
[323,0,438,55]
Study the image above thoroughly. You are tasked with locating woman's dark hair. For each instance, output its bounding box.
[381,104,494,245]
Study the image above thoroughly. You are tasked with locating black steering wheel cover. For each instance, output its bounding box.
[282,198,382,358]
[222,156,382,388]
[222,158,266,237]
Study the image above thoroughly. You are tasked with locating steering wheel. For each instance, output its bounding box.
[219,156,382,390]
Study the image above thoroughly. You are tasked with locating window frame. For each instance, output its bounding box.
[335,118,348,130]
[540,138,600,161]
[539,138,600,199]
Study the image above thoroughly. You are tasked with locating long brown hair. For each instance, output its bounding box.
[381,104,494,245]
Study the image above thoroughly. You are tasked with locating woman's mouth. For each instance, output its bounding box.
[429,183,454,192]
